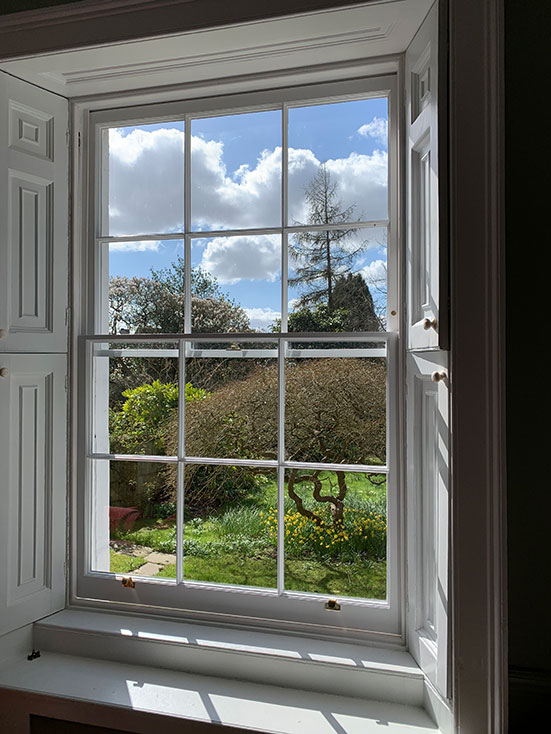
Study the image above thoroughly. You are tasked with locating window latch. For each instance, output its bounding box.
[324,598,341,611]
[122,577,135,588]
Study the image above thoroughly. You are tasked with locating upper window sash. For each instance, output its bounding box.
[89,75,399,336]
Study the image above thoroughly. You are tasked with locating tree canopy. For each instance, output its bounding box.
[109,255,249,335]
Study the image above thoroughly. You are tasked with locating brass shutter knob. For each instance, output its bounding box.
[423,317,437,330]
[0,368,8,378]
[431,370,447,383]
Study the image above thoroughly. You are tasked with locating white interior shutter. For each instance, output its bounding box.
[0,73,68,354]
[0,353,67,636]
[405,4,451,701]
[0,73,68,636]
[406,351,450,699]
[405,2,440,351]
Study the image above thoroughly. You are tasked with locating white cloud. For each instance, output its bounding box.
[288,148,388,223]
[109,128,185,236]
[191,142,282,230]
[199,235,280,284]
[244,307,281,330]
[357,117,388,146]
[108,127,388,236]
[109,240,162,252]
[360,258,387,285]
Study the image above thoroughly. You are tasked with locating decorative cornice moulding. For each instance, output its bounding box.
[48,24,394,88]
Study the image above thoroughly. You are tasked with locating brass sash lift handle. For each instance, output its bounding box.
[0,368,8,378]
[423,317,437,331]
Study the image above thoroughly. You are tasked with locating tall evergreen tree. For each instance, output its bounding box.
[332,273,382,331]
[289,164,380,330]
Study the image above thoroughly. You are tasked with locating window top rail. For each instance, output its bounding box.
[97,220,389,243]
[83,331,395,343]
[93,347,387,359]
[87,453,389,474]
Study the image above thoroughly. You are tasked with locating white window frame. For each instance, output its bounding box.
[75,73,406,643]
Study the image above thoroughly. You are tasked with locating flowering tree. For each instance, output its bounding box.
[109,257,249,335]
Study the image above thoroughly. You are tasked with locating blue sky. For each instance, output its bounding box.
[107,97,388,330]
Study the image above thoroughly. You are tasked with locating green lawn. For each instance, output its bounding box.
[112,472,387,598]
[110,549,145,574]
[156,556,386,599]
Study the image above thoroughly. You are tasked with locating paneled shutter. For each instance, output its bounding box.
[405,3,451,700]
[0,354,67,635]
[0,73,68,354]
[0,73,68,635]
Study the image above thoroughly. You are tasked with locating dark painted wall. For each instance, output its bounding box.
[0,0,76,13]
[2,0,549,723]
[505,0,550,725]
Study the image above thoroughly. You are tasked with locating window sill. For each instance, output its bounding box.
[0,609,452,732]
[0,651,442,733]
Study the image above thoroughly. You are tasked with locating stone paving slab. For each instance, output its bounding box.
[133,562,161,576]
[131,546,153,557]
[144,552,177,565]
[109,541,153,557]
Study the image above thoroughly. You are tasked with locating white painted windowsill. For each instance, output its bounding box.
[0,609,449,733]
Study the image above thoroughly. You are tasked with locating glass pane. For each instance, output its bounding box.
[183,464,277,589]
[92,342,178,456]
[90,459,176,581]
[288,97,388,225]
[191,110,281,231]
[288,227,387,331]
[107,240,185,335]
[191,235,281,332]
[107,121,185,236]
[284,470,387,599]
[185,341,278,461]
[285,342,387,465]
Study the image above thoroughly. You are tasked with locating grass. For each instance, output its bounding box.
[157,556,386,599]
[109,549,145,574]
[113,472,388,597]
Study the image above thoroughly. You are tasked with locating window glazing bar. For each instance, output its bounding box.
[286,348,386,358]
[277,338,286,595]
[185,349,278,359]
[182,456,278,468]
[283,461,388,473]
[89,453,179,463]
[184,114,192,335]
[94,349,179,358]
[176,338,186,584]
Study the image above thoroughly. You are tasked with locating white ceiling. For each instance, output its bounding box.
[0,1,433,100]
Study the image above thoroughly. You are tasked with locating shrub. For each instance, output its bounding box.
[109,381,207,513]
[110,380,206,455]
[165,357,386,516]
[264,504,387,562]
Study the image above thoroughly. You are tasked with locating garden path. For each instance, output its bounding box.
[110,540,176,577]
